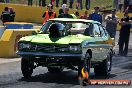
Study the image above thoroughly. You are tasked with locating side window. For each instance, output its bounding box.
[41,21,52,33]
[93,24,101,37]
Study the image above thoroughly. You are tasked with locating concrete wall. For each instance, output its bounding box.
[0,29,38,58]
[0,3,51,23]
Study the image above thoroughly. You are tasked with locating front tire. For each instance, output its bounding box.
[94,52,112,76]
[21,58,33,79]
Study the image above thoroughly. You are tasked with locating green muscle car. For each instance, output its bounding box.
[17,18,114,83]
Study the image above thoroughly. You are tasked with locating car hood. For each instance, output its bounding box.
[20,34,93,44]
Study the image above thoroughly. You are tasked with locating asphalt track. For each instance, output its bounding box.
[0,32,132,88]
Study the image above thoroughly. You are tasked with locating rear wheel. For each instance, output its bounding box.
[47,67,64,73]
[21,58,33,79]
[78,53,91,86]
[94,52,112,76]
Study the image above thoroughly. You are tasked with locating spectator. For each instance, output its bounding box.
[39,0,42,6]
[42,4,56,24]
[118,0,124,12]
[39,0,46,7]
[105,9,119,38]
[89,6,102,23]
[1,7,11,23]
[0,0,5,3]
[80,10,89,19]
[129,0,132,12]
[74,11,79,17]
[69,0,74,9]
[118,11,132,56]
[58,6,73,18]
[113,0,119,11]
[42,0,46,7]
[51,0,55,8]
[85,0,90,10]
[62,0,67,4]
[8,7,15,22]
[56,0,59,7]
[58,4,67,15]
[124,0,129,11]
[76,0,83,9]
[5,0,9,3]
[28,0,33,6]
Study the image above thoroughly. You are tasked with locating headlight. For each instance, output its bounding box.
[18,43,31,50]
[69,45,81,51]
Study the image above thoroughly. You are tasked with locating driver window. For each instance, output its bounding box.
[93,24,101,37]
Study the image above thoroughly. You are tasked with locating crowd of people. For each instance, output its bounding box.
[27,0,132,12]
[0,0,9,3]
[113,0,132,12]
[27,0,91,10]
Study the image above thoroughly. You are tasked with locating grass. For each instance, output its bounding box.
[9,0,113,9]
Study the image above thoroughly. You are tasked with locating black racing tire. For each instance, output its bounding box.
[94,51,112,76]
[47,67,64,73]
[78,53,91,86]
[21,58,33,79]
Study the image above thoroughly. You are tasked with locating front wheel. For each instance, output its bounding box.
[94,52,112,76]
[21,58,33,79]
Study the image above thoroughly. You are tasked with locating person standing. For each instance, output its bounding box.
[118,11,132,56]
[39,0,42,6]
[89,6,102,23]
[118,0,124,12]
[58,4,67,15]
[8,7,15,22]
[1,7,11,23]
[76,0,83,9]
[69,0,74,9]
[129,0,132,12]
[28,0,33,6]
[39,0,46,7]
[86,0,90,10]
[80,10,89,19]
[5,0,9,3]
[62,0,67,4]
[56,0,59,7]
[105,9,119,38]
[80,0,83,9]
[124,0,129,11]
[42,4,56,24]
[113,0,119,11]
[42,0,46,7]
[0,0,5,3]
[58,6,73,18]
[51,0,55,8]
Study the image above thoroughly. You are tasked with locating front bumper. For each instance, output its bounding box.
[16,51,82,58]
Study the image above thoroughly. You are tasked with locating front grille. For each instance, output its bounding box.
[31,44,69,52]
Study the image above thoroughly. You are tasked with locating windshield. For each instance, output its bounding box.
[40,20,93,37]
